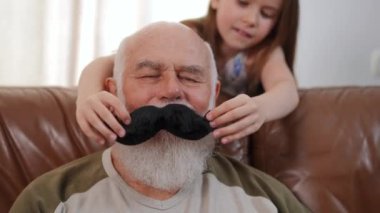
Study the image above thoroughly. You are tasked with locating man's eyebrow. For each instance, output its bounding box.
[177,65,205,76]
[136,60,165,70]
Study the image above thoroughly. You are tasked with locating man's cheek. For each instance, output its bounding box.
[191,95,211,114]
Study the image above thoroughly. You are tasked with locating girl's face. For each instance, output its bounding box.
[211,0,282,53]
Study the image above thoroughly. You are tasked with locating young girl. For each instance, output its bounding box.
[76,0,299,145]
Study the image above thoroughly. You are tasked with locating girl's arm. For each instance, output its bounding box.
[77,55,115,103]
[76,55,130,144]
[254,47,299,122]
[207,47,299,144]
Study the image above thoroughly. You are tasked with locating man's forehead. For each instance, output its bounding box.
[122,22,212,75]
[128,42,210,70]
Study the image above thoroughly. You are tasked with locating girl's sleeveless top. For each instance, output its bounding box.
[220,53,249,97]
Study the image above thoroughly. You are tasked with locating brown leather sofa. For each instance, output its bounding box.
[1,86,379,213]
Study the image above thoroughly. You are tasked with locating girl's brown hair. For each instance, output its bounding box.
[181,0,299,94]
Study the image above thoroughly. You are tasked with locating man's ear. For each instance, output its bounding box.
[105,77,117,95]
[213,80,221,105]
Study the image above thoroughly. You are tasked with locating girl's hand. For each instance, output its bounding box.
[76,91,130,145]
[206,94,265,144]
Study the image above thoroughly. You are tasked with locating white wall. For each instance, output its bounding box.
[1,0,379,87]
[295,0,380,88]
[0,0,45,85]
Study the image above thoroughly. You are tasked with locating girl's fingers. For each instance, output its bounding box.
[99,93,130,124]
[220,122,261,144]
[77,114,106,144]
[206,94,265,144]
[85,110,117,141]
[210,103,257,128]
[207,96,245,120]
[213,113,257,139]
[207,94,252,120]
[76,91,129,142]
[92,103,126,137]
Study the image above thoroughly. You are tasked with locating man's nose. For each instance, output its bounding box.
[159,73,183,101]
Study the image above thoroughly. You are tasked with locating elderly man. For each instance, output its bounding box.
[11,22,310,212]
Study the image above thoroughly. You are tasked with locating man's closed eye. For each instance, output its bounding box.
[180,76,199,83]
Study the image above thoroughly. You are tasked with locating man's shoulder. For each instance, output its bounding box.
[206,152,311,213]
[10,151,107,212]
[35,150,107,189]
[206,152,282,191]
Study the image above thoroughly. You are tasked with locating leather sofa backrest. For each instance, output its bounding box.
[251,87,380,213]
[0,87,108,211]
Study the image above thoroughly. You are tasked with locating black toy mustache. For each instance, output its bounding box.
[116,104,213,145]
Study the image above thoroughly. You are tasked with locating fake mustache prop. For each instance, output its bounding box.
[116,104,213,145]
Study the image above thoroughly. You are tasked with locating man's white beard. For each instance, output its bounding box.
[113,131,215,191]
